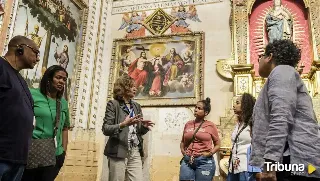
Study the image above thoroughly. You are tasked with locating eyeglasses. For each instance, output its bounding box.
[258,54,266,62]
[20,44,40,57]
[258,54,265,59]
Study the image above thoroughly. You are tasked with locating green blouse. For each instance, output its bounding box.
[30,88,70,156]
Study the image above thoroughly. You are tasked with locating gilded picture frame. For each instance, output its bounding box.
[107,31,205,107]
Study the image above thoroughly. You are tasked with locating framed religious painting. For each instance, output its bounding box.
[108,32,205,107]
[11,0,87,103]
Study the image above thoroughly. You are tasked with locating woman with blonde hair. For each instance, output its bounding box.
[102,74,154,181]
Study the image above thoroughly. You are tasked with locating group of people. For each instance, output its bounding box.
[103,39,320,181]
[0,36,319,181]
[0,35,70,181]
[226,40,320,181]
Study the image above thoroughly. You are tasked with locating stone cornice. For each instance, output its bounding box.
[231,64,254,76]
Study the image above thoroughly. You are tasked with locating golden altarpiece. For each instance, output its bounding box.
[216,0,320,178]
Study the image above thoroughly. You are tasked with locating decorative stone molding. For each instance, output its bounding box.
[216,59,234,80]
[308,1,320,60]
[233,1,248,64]
[308,60,320,97]
[231,64,254,96]
[74,0,102,129]
[252,77,266,97]
[88,0,110,129]
[143,8,175,35]
[111,0,223,14]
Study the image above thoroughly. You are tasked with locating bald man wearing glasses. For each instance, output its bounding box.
[0,35,40,181]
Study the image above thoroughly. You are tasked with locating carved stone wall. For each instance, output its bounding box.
[98,0,234,181]
[4,0,320,180]
[57,0,111,180]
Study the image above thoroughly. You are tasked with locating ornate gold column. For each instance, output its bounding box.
[252,77,266,98]
[231,64,255,96]
[308,61,320,122]
[310,0,320,61]
[233,0,249,64]
[309,61,320,96]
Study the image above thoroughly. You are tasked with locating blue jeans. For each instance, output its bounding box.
[179,155,216,181]
[227,172,248,181]
[0,161,25,181]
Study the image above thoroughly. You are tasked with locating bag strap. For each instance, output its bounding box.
[131,101,142,132]
[53,99,61,137]
[228,123,248,173]
[184,120,205,149]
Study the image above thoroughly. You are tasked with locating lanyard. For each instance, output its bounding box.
[124,101,134,117]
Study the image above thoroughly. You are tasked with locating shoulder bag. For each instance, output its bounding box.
[26,99,61,169]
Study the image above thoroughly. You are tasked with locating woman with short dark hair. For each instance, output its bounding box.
[102,74,154,181]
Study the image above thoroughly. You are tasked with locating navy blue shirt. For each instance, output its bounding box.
[0,57,34,164]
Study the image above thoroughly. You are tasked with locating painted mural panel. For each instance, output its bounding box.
[12,0,86,100]
[117,5,202,38]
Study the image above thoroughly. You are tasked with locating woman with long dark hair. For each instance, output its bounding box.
[22,65,70,181]
[227,93,256,181]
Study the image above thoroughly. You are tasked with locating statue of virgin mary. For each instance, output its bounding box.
[266,0,293,43]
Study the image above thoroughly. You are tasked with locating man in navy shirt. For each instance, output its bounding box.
[0,35,40,181]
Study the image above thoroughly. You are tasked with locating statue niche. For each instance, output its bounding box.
[249,0,312,76]
[266,0,293,43]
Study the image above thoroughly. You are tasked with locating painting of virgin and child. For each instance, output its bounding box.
[118,40,197,99]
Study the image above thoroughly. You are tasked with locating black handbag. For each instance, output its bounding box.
[180,120,205,165]
[26,99,61,169]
